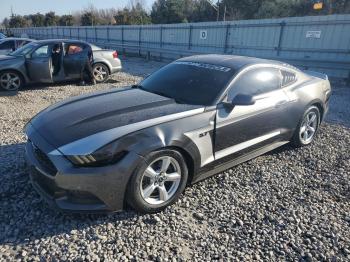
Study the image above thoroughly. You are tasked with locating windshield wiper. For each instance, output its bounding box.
[131,84,186,104]
[173,98,187,104]
[131,84,143,89]
[132,85,166,97]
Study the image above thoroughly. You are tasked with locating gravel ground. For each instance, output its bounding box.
[0,57,349,261]
[325,80,350,128]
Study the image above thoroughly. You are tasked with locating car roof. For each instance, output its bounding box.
[177,54,284,71]
[34,39,90,45]
[0,37,33,41]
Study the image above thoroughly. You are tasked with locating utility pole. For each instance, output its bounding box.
[223,5,227,21]
[216,1,220,21]
[328,0,333,15]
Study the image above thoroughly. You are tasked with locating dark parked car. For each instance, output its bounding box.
[25,55,331,213]
[0,39,122,91]
[0,37,33,55]
[0,33,7,39]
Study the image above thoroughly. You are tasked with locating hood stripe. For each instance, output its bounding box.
[49,107,204,156]
[50,88,131,111]
[70,99,174,127]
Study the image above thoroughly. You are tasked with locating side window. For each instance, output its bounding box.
[228,67,281,99]
[281,70,297,87]
[0,40,15,50]
[32,45,50,58]
[65,44,84,55]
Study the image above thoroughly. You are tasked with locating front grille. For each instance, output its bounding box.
[66,190,103,205]
[31,141,58,176]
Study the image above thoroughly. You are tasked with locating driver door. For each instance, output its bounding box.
[214,67,290,160]
[26,44,53,83]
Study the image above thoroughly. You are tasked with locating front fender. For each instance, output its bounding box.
[0,58,29,83]
[119,129,202,173]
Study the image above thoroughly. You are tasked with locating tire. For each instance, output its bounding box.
[92,63,110,83]
[291,105,320,147]
[126,149,188,213]
[0,70,24,91]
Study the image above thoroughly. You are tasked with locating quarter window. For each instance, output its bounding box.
[281,70,297,87]
[228,67,281,99]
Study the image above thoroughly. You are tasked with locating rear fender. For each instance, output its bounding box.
[303,70,328,81]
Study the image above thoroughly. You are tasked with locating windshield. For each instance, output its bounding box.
[9,42,37,56]
[139,62,234,105]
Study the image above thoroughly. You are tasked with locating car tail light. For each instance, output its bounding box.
[112,51,118,59]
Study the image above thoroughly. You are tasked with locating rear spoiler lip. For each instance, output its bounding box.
[303,70,328,80]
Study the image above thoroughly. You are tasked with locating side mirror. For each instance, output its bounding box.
[231,94,256,106]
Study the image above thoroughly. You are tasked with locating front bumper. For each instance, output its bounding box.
[323,89,331,121]
[25,125,143,213]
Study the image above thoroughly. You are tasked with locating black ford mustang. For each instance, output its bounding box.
[25,54,331,213]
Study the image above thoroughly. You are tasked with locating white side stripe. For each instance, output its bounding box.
[184,125,214,167]
[215,130,281,160]
[50,108,205,156]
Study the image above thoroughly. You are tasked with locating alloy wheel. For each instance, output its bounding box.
[140,156,182,205]
[299,111,318,144]
[93,65,108,81]
[0,72,21,91]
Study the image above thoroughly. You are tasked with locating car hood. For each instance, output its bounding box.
[29,87,201,150]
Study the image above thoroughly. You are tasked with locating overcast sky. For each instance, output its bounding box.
[0,0,155,21]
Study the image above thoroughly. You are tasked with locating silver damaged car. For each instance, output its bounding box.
[0,39,122,91]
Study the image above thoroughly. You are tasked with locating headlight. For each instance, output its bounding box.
[66,141,127,167]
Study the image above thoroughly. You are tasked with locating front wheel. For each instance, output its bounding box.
[0,70,23,91]
[126,150,188,213]
[291,106,320,147]
[92,63,110,83]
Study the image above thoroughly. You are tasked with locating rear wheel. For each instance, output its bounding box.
[92,63,109,83]
[0,70,23,91]
[126,149,188,213]
[291,106,320,147]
